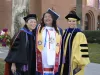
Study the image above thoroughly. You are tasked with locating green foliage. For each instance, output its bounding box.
[83,30,100,44]
[88,43,100,63]
[0,59,4,75]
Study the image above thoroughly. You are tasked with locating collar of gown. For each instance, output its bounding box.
[66,28,82,33]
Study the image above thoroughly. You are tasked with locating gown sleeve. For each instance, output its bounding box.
[74,32,90,66]
[5,31,27,63]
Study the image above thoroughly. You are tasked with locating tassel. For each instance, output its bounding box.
[78,21,80,24]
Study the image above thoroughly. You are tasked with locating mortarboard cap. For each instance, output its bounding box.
[46,8,60,20]
[23,14,37,22]
[65,11,80,21]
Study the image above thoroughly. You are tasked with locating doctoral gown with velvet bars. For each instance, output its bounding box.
[59,28,90,75]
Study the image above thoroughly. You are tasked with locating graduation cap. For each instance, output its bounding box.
[23,14,37,22]
[46,8,60,20]
[65,11,80,21]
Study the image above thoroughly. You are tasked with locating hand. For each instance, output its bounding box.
[78,65,82,69]
[11,63,16,74]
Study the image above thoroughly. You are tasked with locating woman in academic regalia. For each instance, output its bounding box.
[59,11,90,75]
[36,8,62,75]
[4,14,37,75]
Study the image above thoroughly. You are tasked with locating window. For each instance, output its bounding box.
[98,0,100,9]
[87,0,95,7]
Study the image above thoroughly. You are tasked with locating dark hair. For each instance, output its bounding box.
[39,12,59,34]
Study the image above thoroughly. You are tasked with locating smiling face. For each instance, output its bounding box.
[67,18,77,28]
[43,13,53,26]
[26,19,37,31]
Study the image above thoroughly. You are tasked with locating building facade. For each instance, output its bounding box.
[82,0,100,30]
[0,0,12,30]
[0,0,100,33]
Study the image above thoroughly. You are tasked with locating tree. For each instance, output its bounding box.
[11,0,29,37]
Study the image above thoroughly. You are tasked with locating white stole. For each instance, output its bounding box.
[42,26,56,67]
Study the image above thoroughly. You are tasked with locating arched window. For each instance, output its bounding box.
[85,14,90,30]
[97,16,100,30]
[85,11,95,30]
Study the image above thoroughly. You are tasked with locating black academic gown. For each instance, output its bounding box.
[5,25,36,75]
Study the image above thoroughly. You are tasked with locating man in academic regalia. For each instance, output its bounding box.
[59,11,90,75]
[4,14,37,75]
